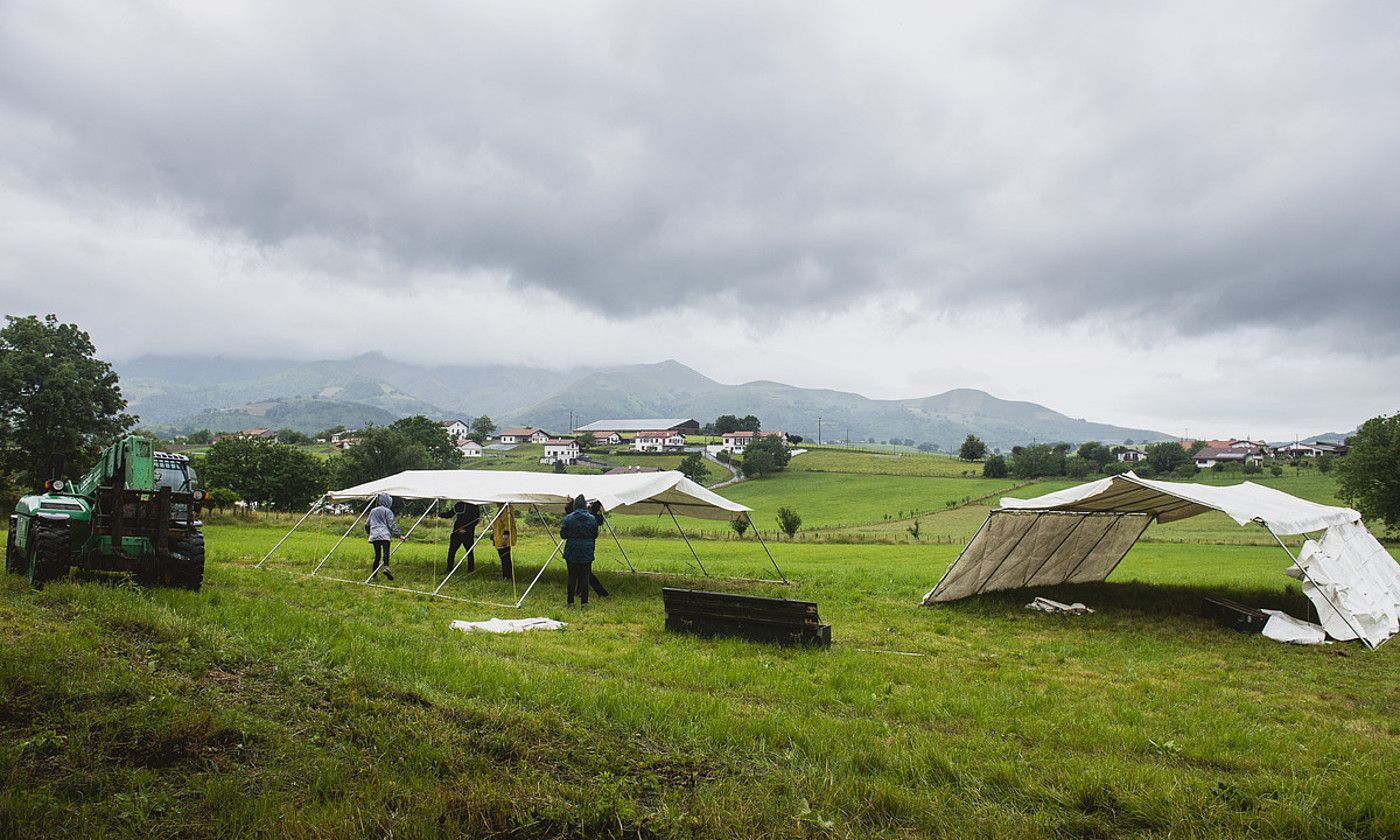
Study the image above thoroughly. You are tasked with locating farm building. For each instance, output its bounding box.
[439,419,470,441]
[458,440,483,458]
[575,418,700,436]
[499,427,549,444]
[540,438,580,465]
[721,430,789,453]
[633,431,687,452]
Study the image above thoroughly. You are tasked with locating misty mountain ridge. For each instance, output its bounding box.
[117,353,1173,449]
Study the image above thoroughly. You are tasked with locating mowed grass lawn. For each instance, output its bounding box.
[2,518,1398,838]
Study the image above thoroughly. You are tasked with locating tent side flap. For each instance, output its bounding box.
[923,511,1150,604]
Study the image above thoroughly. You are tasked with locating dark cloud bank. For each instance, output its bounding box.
[1,1,1397,343]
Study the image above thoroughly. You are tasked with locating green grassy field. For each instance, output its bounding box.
[790,446,984,477]
[4,453,1399,837]
[2,520,1398,838]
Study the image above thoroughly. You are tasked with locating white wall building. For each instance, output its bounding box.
[440,419,470,441]
[459,439,483,458]
[633,431,687,452]
[541,438,580,465]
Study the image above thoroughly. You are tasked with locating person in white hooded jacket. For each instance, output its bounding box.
[366,493,403,581]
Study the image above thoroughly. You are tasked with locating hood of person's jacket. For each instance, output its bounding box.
[454,501,467,513]
[376,494,393,510]
[573,494,587,511]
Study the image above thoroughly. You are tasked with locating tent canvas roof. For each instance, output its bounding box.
[998,473,1360,535]
[328,469,749,521]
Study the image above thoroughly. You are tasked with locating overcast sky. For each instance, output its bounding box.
[1,1,1396,439]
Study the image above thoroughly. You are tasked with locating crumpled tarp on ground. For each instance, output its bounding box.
[450,617,567,634]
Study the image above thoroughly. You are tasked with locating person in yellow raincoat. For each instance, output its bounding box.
[491,503,516,579]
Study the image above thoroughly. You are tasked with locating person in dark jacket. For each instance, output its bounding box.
[560,493,598,606]
[586,500,610,598]
[438,501,481,574]
[366,493,402,581]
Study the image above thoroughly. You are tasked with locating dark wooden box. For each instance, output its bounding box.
[662,588,831,648]
[1201,596,1269,634]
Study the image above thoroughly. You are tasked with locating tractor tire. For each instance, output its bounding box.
[5,521,22,575]
[27,524,70,588]
[163,531,205,591]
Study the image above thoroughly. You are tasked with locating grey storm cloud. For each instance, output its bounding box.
[1,1,1397,340]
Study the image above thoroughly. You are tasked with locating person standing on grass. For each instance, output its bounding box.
[586,500,610,598]
[560,493,598,606]
[438,500,481,574]
[366,494,402,581]
[492,503,517,580]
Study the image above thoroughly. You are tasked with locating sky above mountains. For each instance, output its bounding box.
[1,2,1396,441]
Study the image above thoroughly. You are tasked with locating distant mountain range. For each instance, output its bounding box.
[116,353,1175,450]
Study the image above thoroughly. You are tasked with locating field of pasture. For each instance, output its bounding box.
[2,455,1397,838]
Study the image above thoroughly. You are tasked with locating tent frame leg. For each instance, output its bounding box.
[366,497,441,583]
[601,514,637,574]
[666,503,708,577]
[432,504,505,596]
[258,495,325,569]
[311,498,375,576]
[1263,523,1374,649]
[746,512,787,584]
[513,541,565,609]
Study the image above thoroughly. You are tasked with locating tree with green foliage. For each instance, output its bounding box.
[1010,444,1065,478]
[1335,412,1400,531]
[982,454,1009,478]
[331,426,432,488]
[276,428,311,445]
[1172,462,1198,480]
[0,315,135,491]
[1270,464,1284,477]
[576,432,597,452]
[199,437,329,510]
[187,428,214,444]
[741,434,790,479]
[714,415,741,434]
[678,451,710,484]
[389,415,461,468]
[739,415,761,433]
[729,517,749,538]
[471,415,497,442]
[958,434,987,461]
[775,506,802,538]
[1145,442,1191,475]
[1077,441,1114,472]
[206,487,240,514]
[1065,456,1095,478]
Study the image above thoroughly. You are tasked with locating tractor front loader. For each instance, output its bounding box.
[6,435,207,589]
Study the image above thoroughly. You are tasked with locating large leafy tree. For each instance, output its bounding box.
[1010,444,1066,478]
[1145,441,1191,475]
[331,426,433,488]
[740,434,790,479]
[678,451,710,484]
[1336,412,1400,531]
[958,434,987,461]
[198,437,329,510]
[389,415,461,468]
[0,315,135,488]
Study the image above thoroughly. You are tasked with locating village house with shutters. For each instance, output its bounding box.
[540,438,580,465]
[721,430,790,453]
[499,427,550,444]
[439,419,470,442]
[633,430,688,452]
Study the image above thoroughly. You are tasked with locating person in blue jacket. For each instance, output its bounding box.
[366,493,403,581]
[560,493,598,606]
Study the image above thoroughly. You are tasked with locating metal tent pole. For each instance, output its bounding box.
[513,540,565,609]
[601,513,638,574]
[666,503,708,577]
[311,498,374,576]
[1263,523,1372,649]
[432,504,505,596]
[745,512,787,584]
[365,497,440,583]
[257,494,325,568]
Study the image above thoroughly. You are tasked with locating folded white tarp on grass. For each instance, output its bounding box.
[1260,610,1328,645]
[1025,597,1094,615]
[329,469,749,520]
[450,617,567,634]
[1288,521,1400,647]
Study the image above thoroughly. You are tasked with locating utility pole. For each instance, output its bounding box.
[845,427,850,449]
[817,416,822,446]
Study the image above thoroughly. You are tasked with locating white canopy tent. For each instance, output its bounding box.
[922,473,1400,648]
[259,470,785,607]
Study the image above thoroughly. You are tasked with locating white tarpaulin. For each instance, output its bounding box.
[925,472,1400,648]
[997,473,1360,534]
[328,469,749,521]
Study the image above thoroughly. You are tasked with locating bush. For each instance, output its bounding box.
[982,455,1008,478]
[729,517,749,538]
[776,506,802,538]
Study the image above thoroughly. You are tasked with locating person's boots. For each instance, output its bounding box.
[381,565,394,582]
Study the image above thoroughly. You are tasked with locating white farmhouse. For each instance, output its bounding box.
[499,427,544,444]
[540,438,580,465]
[459,439,483,458]
[439,419,470,442]
[633,431,687,452]
[721,431,788,453]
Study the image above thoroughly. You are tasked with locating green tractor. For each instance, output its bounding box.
[5,435,206,589]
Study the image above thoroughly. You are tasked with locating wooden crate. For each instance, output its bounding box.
[662,588,831,648]
[1201,596,1269,634]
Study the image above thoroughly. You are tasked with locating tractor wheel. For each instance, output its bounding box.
[27,524,70,588]
[164,531,205,591]
[5,520,22,575]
